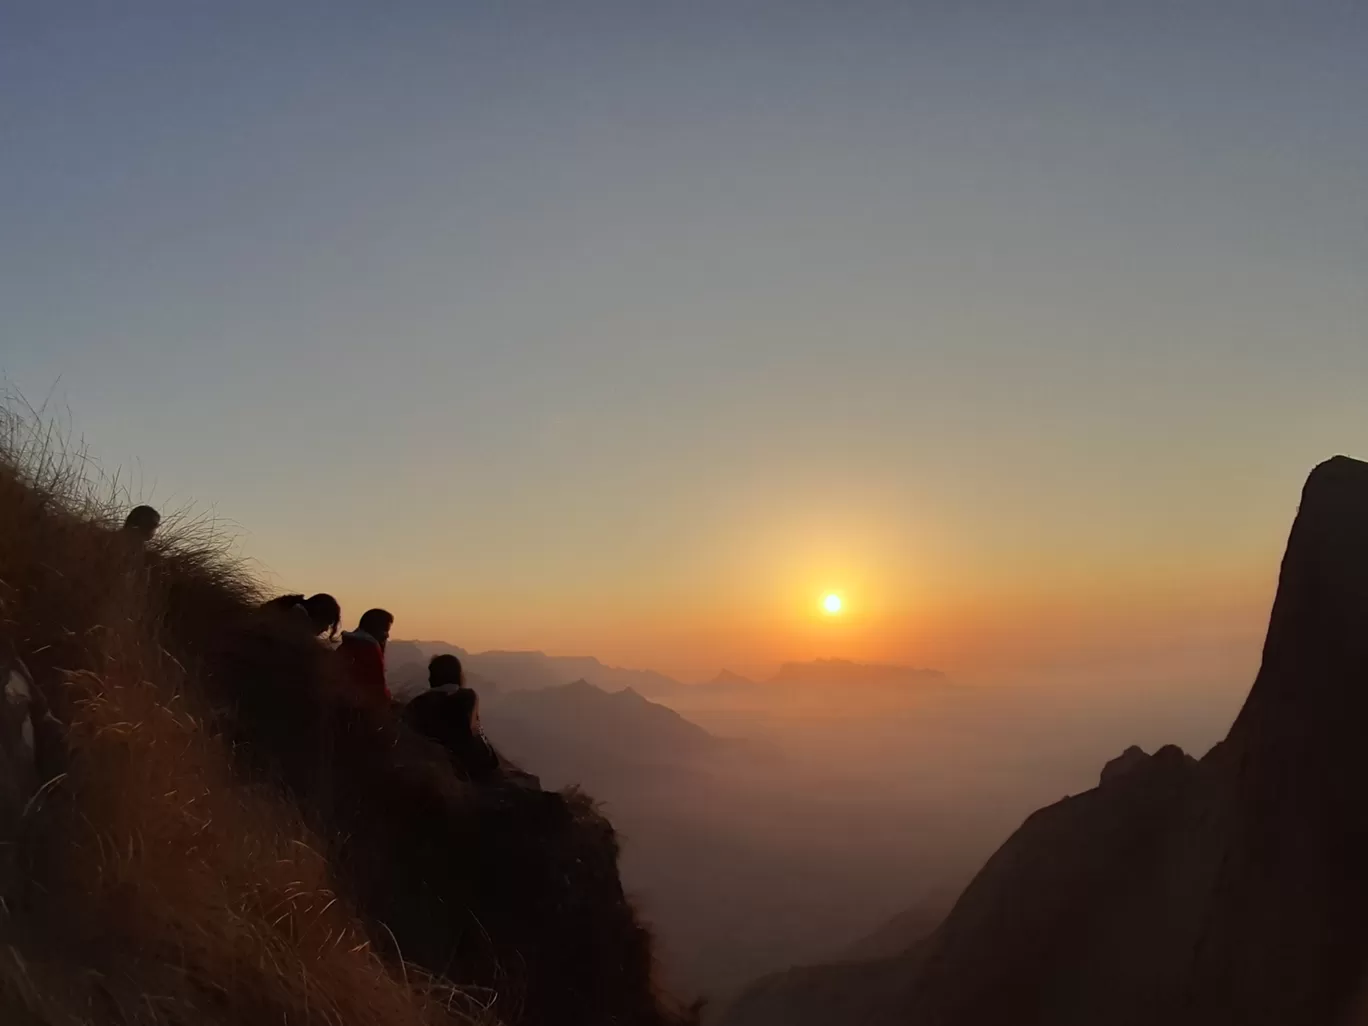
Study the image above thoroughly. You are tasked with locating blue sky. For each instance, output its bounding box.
[3,2,1365,678]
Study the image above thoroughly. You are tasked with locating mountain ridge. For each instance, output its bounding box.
[393,645,949,700]
[484,678,723,773]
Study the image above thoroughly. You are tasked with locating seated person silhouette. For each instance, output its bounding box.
[404,656,500,782]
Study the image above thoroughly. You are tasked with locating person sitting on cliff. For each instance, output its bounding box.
[421,655,498,745]
[404,661,500,782]
[404,662,503,782]
[122,505,161,543]
[336,608,393,705]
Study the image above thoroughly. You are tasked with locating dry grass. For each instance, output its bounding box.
[0,408,488,1026]
[4,646,484,1026]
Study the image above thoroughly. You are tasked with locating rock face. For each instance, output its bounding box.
[1178,454,1368,1026]
[720,455,1368,1026]
[1098,744,1149,786]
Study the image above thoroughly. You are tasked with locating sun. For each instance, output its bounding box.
[822,593,843,615]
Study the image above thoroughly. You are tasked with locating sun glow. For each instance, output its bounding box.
[822,593,843,615]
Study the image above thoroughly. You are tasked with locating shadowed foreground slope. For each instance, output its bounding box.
[0,418,694,1026]
[722,455,1368,1026]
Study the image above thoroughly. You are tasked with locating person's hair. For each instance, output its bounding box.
[451,686,479,732]
[303,593,341,639]
[428,654,463,689]
[357,608,394,636]
[123,504,161,535]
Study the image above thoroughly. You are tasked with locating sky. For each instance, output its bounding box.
[3,2,1365,682]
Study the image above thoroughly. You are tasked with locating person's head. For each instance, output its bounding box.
[428,654,464,690]
[123,505,161,540]
[357,608,394,647]
[303,593,341,640]
[451,686,479,731]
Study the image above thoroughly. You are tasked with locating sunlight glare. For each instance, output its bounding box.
[823,593,843,615]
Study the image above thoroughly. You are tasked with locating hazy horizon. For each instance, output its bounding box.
[4,2,1364,684]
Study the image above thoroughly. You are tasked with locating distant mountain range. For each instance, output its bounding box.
[484,679,723,772]
[387,642,946,703]
[386,642,683,699]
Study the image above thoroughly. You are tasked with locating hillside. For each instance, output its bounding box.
[720,455,1368,1026]
[0,416,695,1026]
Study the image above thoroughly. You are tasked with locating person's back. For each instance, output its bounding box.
[404,654,462,743]
[403,688,466,751]
[261,593,310,627]
[404,655,498,781]
[444,687,499,782]
[302,593,341,642]
[336,608,393,705]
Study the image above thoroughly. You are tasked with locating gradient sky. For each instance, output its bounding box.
[3,2,1365,681]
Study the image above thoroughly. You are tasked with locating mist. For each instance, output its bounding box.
[423,641,1259,1002]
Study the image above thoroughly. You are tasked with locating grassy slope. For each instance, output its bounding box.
[0,412,693,1026]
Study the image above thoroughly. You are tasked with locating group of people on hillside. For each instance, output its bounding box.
[260,591,503,784]
[120,505,509,786]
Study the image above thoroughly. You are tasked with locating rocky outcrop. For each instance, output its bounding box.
[1098,744,1149,786]
[722,455,1368,1026]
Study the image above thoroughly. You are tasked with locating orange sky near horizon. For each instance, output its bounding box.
[378,578,1273,684]
[264,490,1284,683]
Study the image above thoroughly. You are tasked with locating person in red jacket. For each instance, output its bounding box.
[336,608,394,705]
